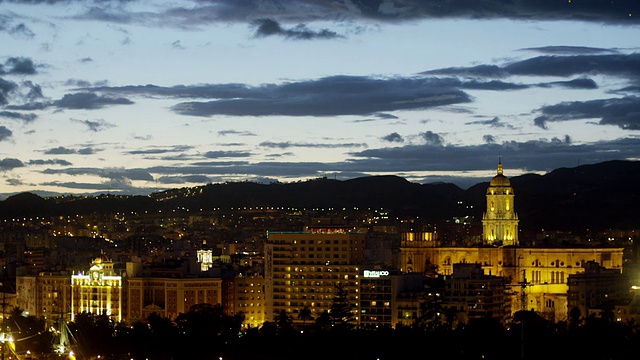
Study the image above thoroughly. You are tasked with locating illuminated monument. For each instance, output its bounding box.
[400,161,624,322]
[483,160,518,246]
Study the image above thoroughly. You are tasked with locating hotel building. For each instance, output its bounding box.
[264,227,366,324]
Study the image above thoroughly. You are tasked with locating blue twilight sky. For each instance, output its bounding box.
[1,0,640,198]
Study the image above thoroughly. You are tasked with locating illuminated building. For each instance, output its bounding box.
[34,272,72,326]
[224,273,265,329]
[482,160,519,246]
[264,227,365,325]
[399,161,625,322]
[197,249,213,271]
[359,270,425,329]
[126,261,222,323]
[567,260,630,319]
[70,256,123,322]
[444,263,509,324]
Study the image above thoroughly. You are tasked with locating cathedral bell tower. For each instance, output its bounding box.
[482,160,519,246]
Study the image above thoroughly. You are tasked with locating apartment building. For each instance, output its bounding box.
[264,227,366,325]
[567,260,630,319]
[444,263,510,324]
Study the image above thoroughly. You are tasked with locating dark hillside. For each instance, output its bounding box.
[0,160,638,233]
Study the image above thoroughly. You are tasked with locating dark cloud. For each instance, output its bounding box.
[189,160,249,166]
[72,119,116,132]
[40,180,133,192]
[204,150,253,158]
[504,53,640,78]
[63,0,640,28]
[424,53,640,79]
[373,113,399,120]
[65,79,93,87]
[0,126,12,141]
[126,145,193,155]
[347,137,640,175]
[460,80,528,90]
[0,110,37,123]
[520,46,618,56]
[0,78,18,105]
[6,178,25,187]
[28,159,73,166]
[617,85,640,93]
[541,78,598,90]
[0,57,36,75]
[420,131,444,146]
[132,134,153,141]
[35,137,640,191]
[259,141,366,149]
[218,130,257,136]
[73,6,135,24]
[483,134,497,144]
[53,93,133,110]
[535,96,640,130]
[9,23,35,38]
[421,65,508,78]
[0,158,24,171]
[0,80,44,108]
[381,132,404,143]
[156,175,211,184]
[44,147,77,155]
[466,117,514,129]
[168,76,472,117]
[346,0,640,24]
[43,146,100,155]
[42,167,154,182]
[171,40,184,49]
[20,81,44,102]
[77,147,98,155]
[252,18,343,40]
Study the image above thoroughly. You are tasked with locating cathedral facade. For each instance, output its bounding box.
[400,161,625,322]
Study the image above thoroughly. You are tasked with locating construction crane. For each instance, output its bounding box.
[518,269,532,311]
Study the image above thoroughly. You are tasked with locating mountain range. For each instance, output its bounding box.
[1,160,638,234]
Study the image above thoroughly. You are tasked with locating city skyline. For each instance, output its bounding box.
[1,0,640,198]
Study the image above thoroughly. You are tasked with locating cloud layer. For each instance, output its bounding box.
[0,1,639,196]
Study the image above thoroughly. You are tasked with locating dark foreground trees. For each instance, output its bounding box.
[9,305,640,360]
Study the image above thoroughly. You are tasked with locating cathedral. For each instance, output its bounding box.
[399,161,625,321]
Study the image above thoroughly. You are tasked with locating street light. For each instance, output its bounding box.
[0,332,14,360]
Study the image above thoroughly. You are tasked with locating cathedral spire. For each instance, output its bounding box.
[497,157,503,176]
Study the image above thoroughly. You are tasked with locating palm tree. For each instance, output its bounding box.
[274,310,295,335]
[297,306,313,327]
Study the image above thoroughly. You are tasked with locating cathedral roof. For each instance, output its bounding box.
[489,161,512,187]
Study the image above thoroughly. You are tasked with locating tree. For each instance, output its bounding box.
[174,303,244,358]
[414,295,448,331]
[329,282,355,331]
[297,306,313,327]
[313,311,332,332]
[275,309,295,335]
[7,306,51,355]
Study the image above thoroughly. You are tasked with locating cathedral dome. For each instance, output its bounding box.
[488,160,511,187]
[490,173,511,187]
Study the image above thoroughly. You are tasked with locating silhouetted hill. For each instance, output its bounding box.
[0,160,638,233]
[462,160,640,232]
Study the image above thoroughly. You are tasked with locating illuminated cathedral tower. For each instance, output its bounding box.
[482,160,519,246]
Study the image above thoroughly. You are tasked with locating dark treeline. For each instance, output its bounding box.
[7,302,640,360]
